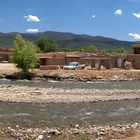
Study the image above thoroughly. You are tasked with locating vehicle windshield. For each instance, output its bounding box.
[69,62,76,66]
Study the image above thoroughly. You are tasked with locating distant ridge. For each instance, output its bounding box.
[0,31,137,50]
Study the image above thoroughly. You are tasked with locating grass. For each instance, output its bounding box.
[53,133,95,140]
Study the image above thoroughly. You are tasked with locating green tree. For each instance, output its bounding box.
[80,44,97,52]
[115,47,127,54]
[61,47,71,52]
[37,38,60,52]
[13,34,39,76]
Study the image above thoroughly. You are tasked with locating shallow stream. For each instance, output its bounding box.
[0,79,140,127]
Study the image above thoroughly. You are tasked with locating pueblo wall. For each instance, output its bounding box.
[126,54,140,69]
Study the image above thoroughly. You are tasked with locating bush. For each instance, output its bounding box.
[13,34,39,76]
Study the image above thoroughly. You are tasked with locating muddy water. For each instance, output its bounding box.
[0,79,140,90]
[0,99,140,127]
[0,79,140,127]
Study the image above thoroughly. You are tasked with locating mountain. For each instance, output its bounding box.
[0,31,137,50]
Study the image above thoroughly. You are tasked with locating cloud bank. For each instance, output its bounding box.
[26,28,39,33]
[24,15,41,22]
[114,9,122,15]
[133,12,140,18]
[128,33,140,40]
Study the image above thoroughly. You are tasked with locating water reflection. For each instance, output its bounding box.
[0,99,140,127]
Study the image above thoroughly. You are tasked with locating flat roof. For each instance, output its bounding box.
[81,57,111,60]
[66,55,83,58]
[133,45,140,48]
[39,56,53,59]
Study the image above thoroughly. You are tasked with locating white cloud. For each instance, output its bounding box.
[114,9,122,15]
[133,12,140,18]
[26,28,39,33]
[24,15,41,22]
[92,15,96,18]
[128,33,140,40]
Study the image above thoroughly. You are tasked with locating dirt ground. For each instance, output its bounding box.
[1,63,140,80]
[36,65,140,81]
[122,135,140,140]
[0,63,18,73]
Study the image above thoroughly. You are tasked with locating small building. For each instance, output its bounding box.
[126,45,140,69]
[126,54,140,69]
[0,48,13,62]
[39,52,66,70]
[39,52,66,66]
[81,56,114,69]
[66,53,85,64]
[116,55,126,68]
[133,44,140,54]
[39,52,118,70]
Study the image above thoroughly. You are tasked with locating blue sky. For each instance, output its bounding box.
[0,0,140,41]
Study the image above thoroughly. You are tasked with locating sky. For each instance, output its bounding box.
[0,0,140,41]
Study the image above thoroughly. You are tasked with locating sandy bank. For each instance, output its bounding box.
[1,63,140,81]
[0,84,140,103]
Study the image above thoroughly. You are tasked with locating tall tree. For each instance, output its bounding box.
[37,38,60,52]
[115,47,128,54]
[80,44,97,52]
[13,34,39,76]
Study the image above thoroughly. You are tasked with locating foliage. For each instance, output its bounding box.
[61,47,72,52]
[115,47,128,54]
[106,47,130,54]
[60,44,97,52]
[37,38,60,52]
[13,34,39,76]
[79,44,97,52]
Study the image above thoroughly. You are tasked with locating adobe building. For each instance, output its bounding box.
[126,45,140,69]
[39,52,67,70]
[0,48,13,62]
[39,52,66,65]
[39,52,118,70]
[81,53,117,69]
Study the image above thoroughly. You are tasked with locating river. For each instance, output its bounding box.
[0,79,140,127]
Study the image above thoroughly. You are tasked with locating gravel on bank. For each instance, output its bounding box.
[0,84,140,103]
[0,122,140,140]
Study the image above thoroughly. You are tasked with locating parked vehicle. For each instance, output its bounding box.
[64,62,85,70]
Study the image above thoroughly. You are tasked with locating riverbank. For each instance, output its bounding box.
[0,123,140,140]
[1,84,140,103]
[34,69,140,81]
[1,63,140,81]
[0,99,140,139]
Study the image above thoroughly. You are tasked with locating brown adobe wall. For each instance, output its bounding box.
[126,54,140,69]
[108,56,117,68]
[66,57,81,65]
[46,58,66,65]
[0,48,13,62]
[39,52,120,69]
